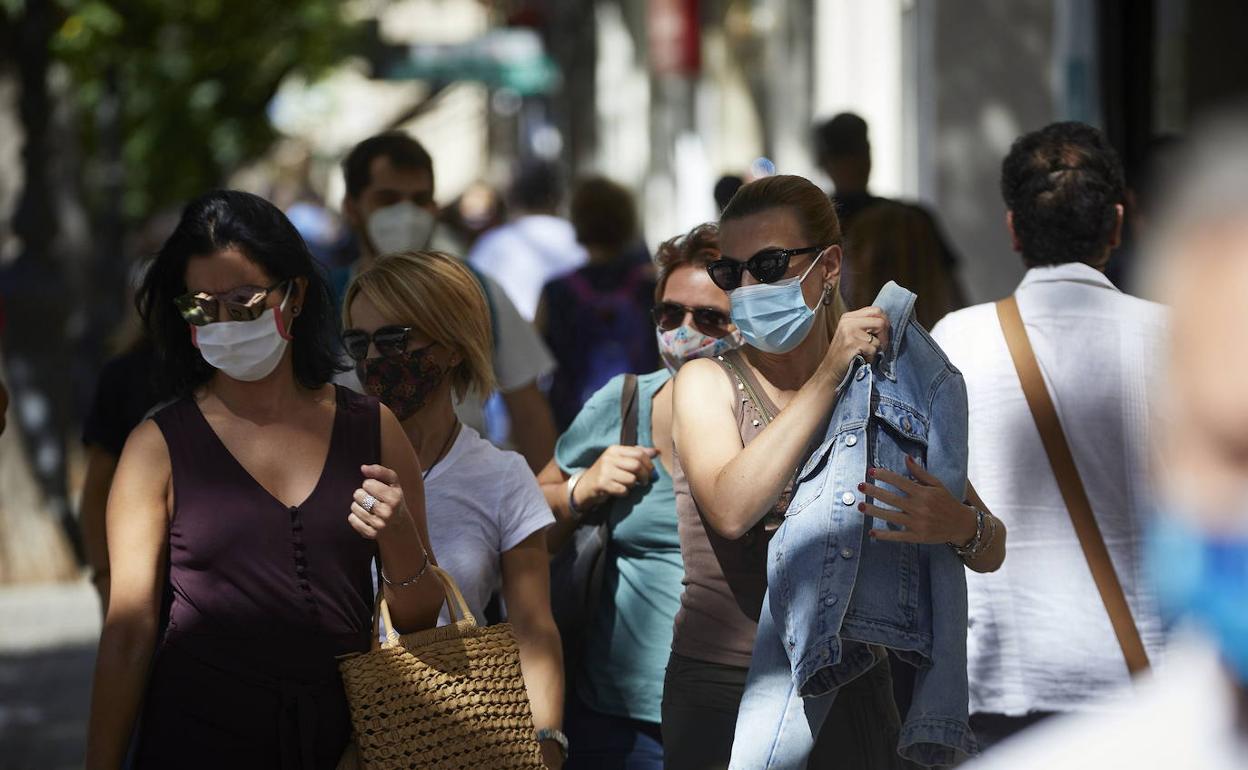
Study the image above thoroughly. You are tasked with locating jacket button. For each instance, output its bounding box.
[902,416,913,432]
[841,492,856,506]
[855,367,867,381]
[841,548,855,559]
[824,595,838,606]
[845,434,858,447]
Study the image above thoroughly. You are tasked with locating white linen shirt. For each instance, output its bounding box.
[966,635,1247,769]
[931,262,1169,716]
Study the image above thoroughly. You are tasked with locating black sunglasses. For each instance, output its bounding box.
[341,325,415,361]
[652,302,732,338]
[175,280,290,326]
[706,246,826,291]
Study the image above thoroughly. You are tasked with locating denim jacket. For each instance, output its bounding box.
[767,281,974,765]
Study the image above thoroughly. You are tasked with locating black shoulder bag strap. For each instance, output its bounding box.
[583,374,640,623]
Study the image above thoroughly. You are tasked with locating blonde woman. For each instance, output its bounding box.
[343,251,567,768]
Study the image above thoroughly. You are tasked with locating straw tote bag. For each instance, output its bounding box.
[337,565,545,769]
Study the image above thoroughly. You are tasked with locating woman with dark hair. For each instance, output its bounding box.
[537,177,660,430]
[666,176,1005,768]
[536,223,743,769]
[85,190,444,769]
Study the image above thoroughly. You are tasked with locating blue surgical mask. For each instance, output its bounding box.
[728,253,823,354]
[1147,510,1248,683]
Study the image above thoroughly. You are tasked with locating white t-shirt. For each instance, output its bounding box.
[423,425,554,624]
[931,262,1169,716]
[468,215,587,321]
[967,635,1247,769]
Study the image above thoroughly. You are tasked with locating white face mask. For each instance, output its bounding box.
[366,201,436,256]
[192,290,292,382]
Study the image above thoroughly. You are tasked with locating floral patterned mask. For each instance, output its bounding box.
[357,345,447,421]
[655,324,745,373]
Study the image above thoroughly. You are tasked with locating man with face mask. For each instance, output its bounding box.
[968,114,1248,769]
[337,131,558,472]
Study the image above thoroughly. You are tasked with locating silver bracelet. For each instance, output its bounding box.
[567,471,588,518]
[950,506,988,559]
[380,547,430,589]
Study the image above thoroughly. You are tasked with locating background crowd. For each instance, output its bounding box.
[1,2,1247,770]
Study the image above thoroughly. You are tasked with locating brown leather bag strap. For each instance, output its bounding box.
[996,296,1150,675]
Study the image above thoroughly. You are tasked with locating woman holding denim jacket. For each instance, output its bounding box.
[665,175,1006,769]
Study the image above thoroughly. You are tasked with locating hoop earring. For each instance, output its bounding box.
[291,305,301,316]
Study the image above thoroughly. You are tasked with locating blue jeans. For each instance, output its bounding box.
[565,694,664,770]
[730,591,905,769]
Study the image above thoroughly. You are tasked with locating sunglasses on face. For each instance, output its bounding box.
[174,280,290,326]
[652,302,733,338]
[706,246,826,291]
[341,325,417,361]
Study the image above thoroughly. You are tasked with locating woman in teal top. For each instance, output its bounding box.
[538,224,744,769]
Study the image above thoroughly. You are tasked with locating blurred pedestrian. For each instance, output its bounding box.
[714,175,744,213]
[80,336,161,612]
[337,131,558,472]
[815,113,965,309]
[931,122,1168,750]
[668,175,1002,769]
[470,161,587,321]
[343,250,567,768]
[536,223,744,769]
[440,181,507,250]
[843,200,963,328]
[85,190,443,769]
[813,113,888,231]
[967,111,1248,770]
[537,177,660,432]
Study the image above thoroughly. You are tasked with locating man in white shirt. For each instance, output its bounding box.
[968,114,1248,770]
[931,122,1168,749]
[337,132,558,471]
[468,162,587,321]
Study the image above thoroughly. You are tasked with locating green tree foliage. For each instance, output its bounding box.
[48,0,359,219]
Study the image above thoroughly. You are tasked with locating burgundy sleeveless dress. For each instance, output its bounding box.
[135,386,379,770]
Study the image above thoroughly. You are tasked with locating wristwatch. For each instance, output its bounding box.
[535,727,569,760]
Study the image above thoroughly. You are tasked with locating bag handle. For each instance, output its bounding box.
[372,563,478,650]
[619,373,640,446]
[996,296,1150,674]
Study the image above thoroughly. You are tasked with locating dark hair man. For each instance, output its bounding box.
[931,122,1168,750]
[337,131,558,472]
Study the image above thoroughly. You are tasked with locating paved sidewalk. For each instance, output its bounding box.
[0,578,100,769]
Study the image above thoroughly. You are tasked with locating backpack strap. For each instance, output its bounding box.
[996,295,1150,675]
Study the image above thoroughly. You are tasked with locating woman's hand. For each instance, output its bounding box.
[350,464,416,542]
[859,455,978,545]
[571,445,659,511]
[824,306,891,384]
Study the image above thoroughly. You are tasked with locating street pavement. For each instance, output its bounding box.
[0,577,100,770]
